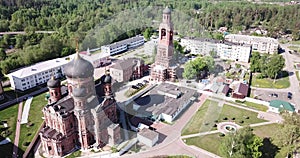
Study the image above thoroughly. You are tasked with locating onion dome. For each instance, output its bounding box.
[72,87,87,98]
[47,76,61,88]
[163,7,171,14]
[64,53,94,78]
[104,70,112,84]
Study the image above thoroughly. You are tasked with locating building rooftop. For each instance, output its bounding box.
[234,83,249,96]
[9,57,69,78]
[269,100,295,112]
[138,128,159,140]
[134,83,198,117]
[102,35,144,50]
[111,58,143,70]
[225,34,279,44]
[181,37,252,47]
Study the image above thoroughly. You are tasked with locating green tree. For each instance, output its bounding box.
[265,54,285,79]
[0,48,6,61]
[183,60,197,79]
[219,126,263,158]
[143,28,152,41]
[174,40,185,54]
[250,52,261,72]
[272,113,300,158]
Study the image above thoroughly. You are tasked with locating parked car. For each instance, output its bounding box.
[269,93,278,98]
[143,80,149,83]
[131,85,139,89]
[137,83,144,88]
[288,92,292,99]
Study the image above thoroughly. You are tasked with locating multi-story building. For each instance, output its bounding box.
[40,53,122,157]
[217,42,252,62]
[225,34,279,54]
[101,35,144,55]
[75,51,111,68]
[180,37,252,63]
[180,37,217,55]
[150,7,178,82]
[110,58,148,82]
[8,58,69,91]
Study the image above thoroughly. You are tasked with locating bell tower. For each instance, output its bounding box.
[150,7,178,82]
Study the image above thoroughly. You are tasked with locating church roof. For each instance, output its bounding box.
[47,76,61,88]
[64,53,94,78]
[163,7,171,14]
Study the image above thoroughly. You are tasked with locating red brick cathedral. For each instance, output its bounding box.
[150,7,178,82]
[39,53,122,157]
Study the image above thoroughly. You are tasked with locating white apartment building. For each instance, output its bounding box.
[71,51,111,68]
[8,58,69,91]
[224,34,279,54]
[101,35,144,55]
[180,37,217,55]
[217,42,252,63]
[180,37,251,63]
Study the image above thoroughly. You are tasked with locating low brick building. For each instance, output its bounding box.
[110,58,148,82]
[232,83,249,99]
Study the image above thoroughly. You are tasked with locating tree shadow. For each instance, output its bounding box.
[259,138,279,158]
[0,135,25,158]
[212,64,225,76]
[277,70,291,79]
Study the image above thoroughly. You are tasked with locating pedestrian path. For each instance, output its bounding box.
[21,96,33,124]
[13,102,23,158]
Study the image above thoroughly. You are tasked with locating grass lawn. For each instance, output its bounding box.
[252,123,281,138]
[19,92,47,152]
[218,104,266,126]
[184,133,223,156]
[296,71,300,81]
[288,46,300,52]
[234,101,269,112]
[0,103,19,156]
[181,100,218,136]
[182,100,266,135]
[65,150,82,158]
[288,40,300,45]
[251,74,290,89]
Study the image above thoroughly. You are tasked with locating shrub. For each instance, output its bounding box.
[235,100,245,103]
[219,133,225,137]
[204,122,209,126]
[232,118,235,120]
[223,117,228,120]
[23,142,30,146]
[214,120,218,123]
[213,124,217,127]
[239,120,244,124]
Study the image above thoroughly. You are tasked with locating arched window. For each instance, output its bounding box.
[161,29,166,39]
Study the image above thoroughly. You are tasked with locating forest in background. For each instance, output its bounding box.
[0,0,299,74]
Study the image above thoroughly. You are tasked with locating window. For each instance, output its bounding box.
[48,146,52,151]
[70,123,73,128]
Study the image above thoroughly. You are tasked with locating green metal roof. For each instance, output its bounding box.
[269,100,295,112]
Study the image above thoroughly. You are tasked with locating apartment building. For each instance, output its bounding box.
[180,37,217,55]
[180,37,252,62]
[224,34,279,54]
[8,58,69,91]
[101,35,144,55]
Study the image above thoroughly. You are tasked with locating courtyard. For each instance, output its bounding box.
[181,99,266,136]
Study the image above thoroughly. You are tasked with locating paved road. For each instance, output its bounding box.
[0,31,56,35]
[12,102,23,158]
[120,94,220,158]
[250,45,300,111]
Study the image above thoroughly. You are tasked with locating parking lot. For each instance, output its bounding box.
[252,89,294,104]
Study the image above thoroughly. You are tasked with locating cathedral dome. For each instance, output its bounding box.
[47,76,60,88]
[163,7,171,14]
[64,53,94,78]
[73,87,87,98]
